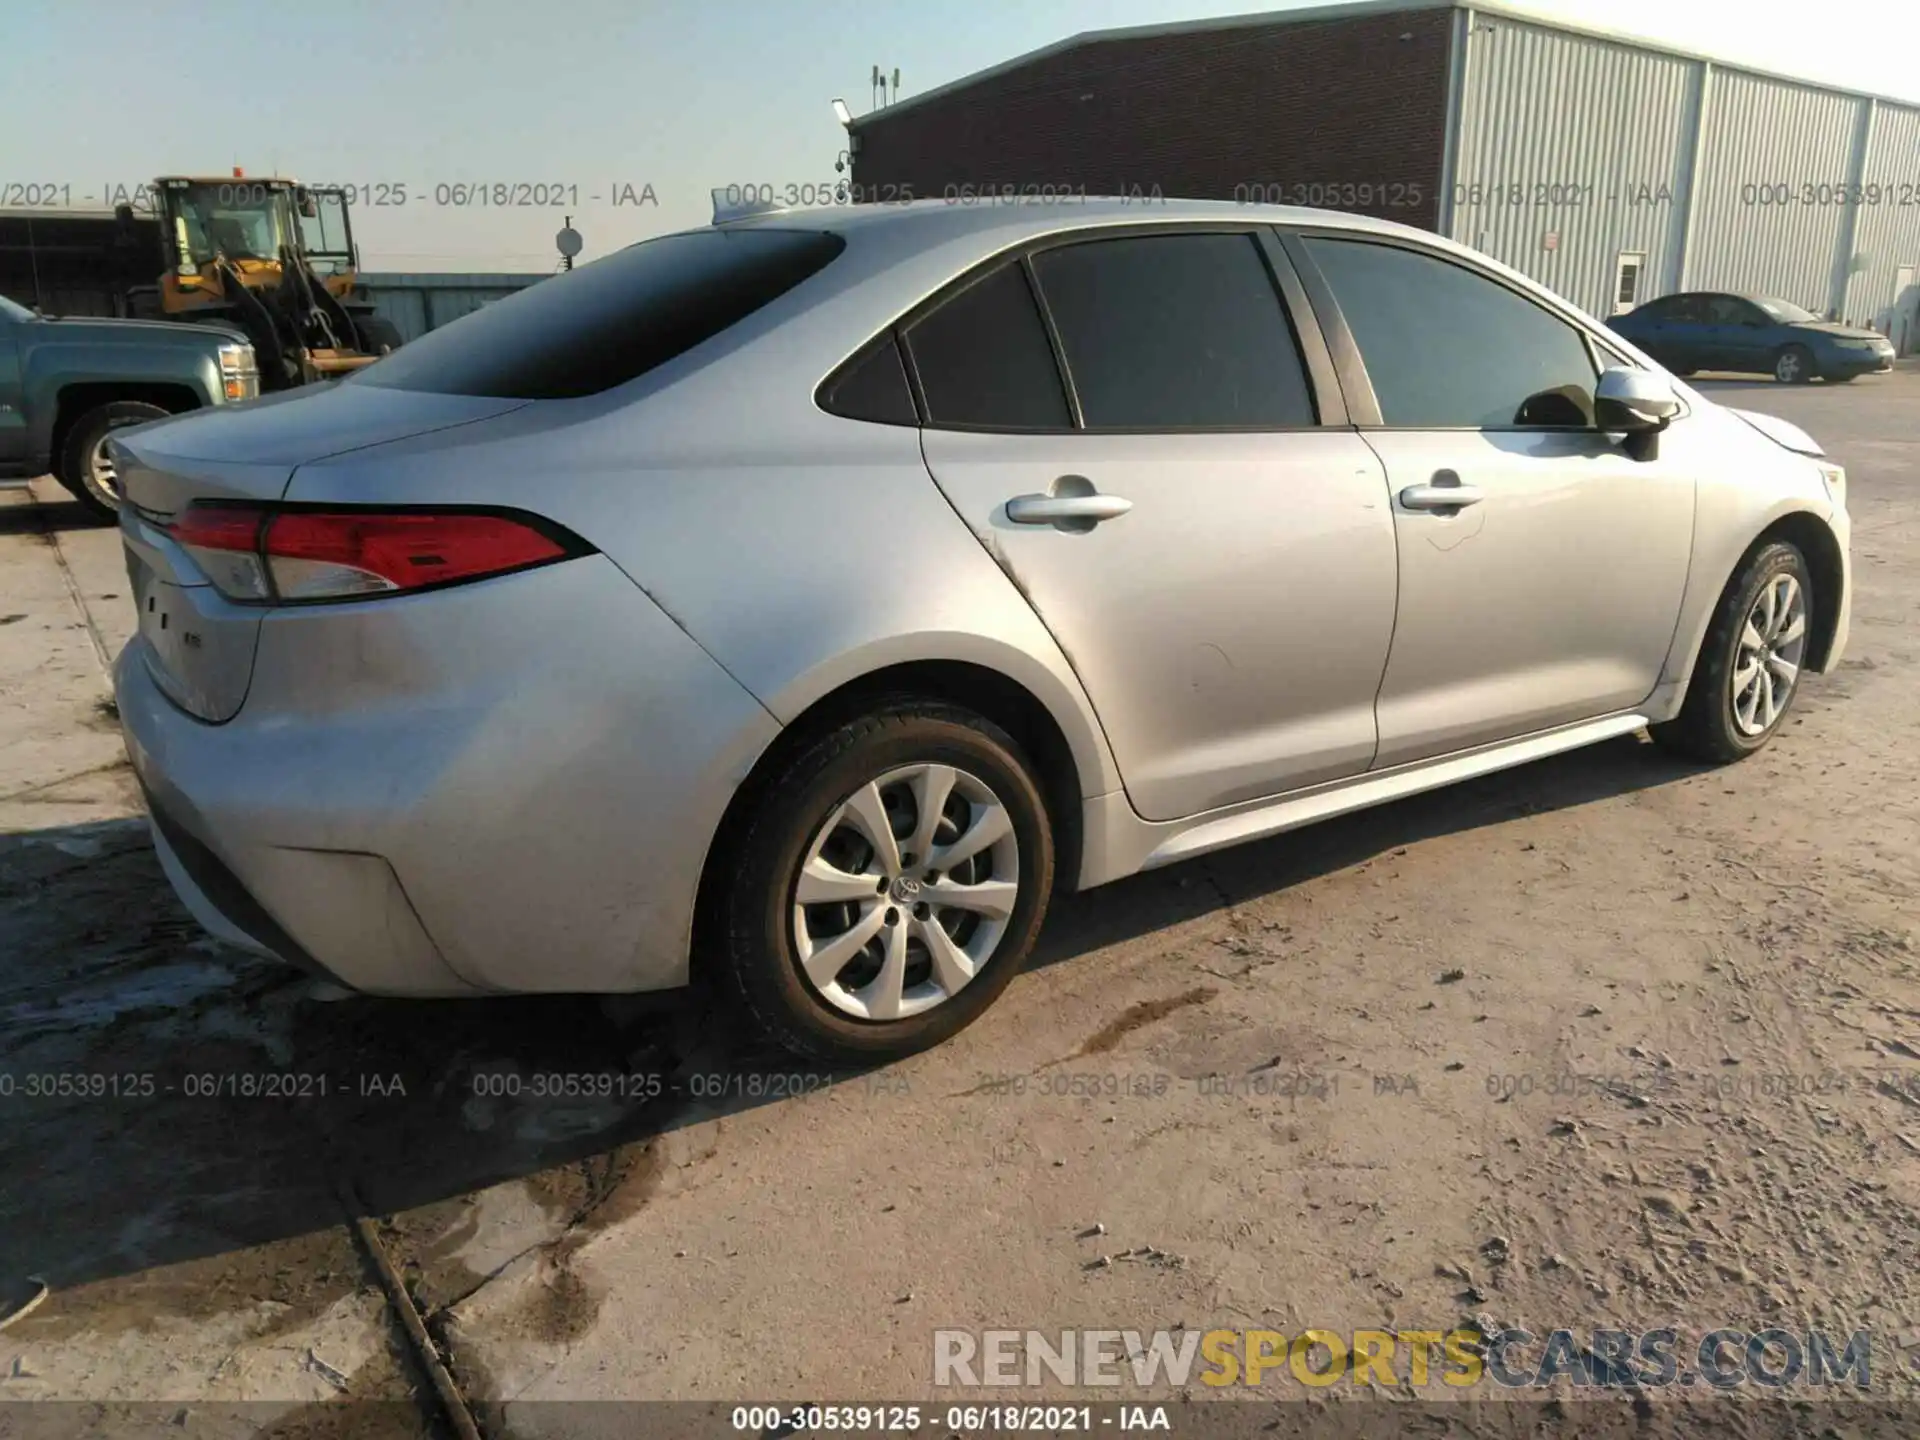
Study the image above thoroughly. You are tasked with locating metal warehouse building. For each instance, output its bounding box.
[848,0,1920,348]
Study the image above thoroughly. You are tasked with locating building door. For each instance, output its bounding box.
[1613,252,1647,316]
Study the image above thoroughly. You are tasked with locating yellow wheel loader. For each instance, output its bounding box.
[131,175,401,390]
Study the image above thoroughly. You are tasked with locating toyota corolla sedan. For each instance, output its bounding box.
[111,198,1851,1062]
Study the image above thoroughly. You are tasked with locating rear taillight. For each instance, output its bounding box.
[167,504,589,604]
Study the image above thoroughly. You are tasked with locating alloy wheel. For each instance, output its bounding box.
[88,435,121,503]
[1731,572,1807,737]
[1774,350,1805,383]
[790,763,1020,1021]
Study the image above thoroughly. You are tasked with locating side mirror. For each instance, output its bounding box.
[1595,366,1680,433]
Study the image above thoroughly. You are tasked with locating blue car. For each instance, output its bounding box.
[1608,291,1895,384]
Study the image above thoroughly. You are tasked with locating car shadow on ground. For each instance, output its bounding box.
[0,732,1706,1306]
[0,487,112,535]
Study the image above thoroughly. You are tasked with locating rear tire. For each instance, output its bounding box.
[56,400,171,520]
[1650,541,1813,764]
[719,700,1054,1065]
[1773,345,1814,384]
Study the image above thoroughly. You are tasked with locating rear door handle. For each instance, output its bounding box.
[1399,482,1485,512]
[1006,494,1134,525]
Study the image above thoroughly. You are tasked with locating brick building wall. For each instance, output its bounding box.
[850,8,1454,229]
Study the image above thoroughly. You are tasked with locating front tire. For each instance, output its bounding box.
[56,400,172,520]
[1650,541,1813,764]
[1773,345,1814,384]
[720,701,1055,1064]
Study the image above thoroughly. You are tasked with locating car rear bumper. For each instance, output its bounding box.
[114,553,782,996]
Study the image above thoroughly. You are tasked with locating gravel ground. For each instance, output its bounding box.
[2,370,1917,1436]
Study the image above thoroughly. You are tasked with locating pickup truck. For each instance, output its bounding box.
[0,293,258,519]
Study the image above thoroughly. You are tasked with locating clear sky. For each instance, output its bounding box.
[6,0,1916,273]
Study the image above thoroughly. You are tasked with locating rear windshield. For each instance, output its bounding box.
[350,228,846,399]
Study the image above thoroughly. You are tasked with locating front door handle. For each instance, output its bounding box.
[1399,481,1485,512]
[1006,493,1133,526]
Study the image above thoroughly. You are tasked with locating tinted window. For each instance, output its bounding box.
[905,264,1070,429]
[1032,233,1316,428]
[820,335,917,424]
[1304,237,1598,429]
[1639,295,1699,323]
[352,228,845,400]
[1705,296,1762,325]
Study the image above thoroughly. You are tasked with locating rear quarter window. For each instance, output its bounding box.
[350,228,846,400]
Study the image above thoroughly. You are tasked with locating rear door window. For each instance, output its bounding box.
[903,263,1071,429]
[1639,295,1696,322]
[819,334,917,424]
[351,228,846,399]
[1030,233,1317,428]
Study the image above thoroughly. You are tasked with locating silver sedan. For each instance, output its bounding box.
[110,198,1851,1062]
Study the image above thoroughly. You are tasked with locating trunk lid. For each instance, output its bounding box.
[115,382,528,722]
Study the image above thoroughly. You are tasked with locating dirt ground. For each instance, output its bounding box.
[2,370,1918,1436]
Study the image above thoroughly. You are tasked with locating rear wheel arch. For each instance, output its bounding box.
[691,659,1090,990]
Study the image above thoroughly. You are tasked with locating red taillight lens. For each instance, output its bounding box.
[171,504,272,601]
[265,511,570,600]
[171,505,266,553]
[167,504,583,604]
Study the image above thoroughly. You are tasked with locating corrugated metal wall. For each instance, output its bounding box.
[1850,103,1920,342]
[355,273,548,343]
[1685,72,1859,310]
[1451,16,1696,317]
[1450,11,1920,344]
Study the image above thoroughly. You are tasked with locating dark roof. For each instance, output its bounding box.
[846,0,1920,130]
